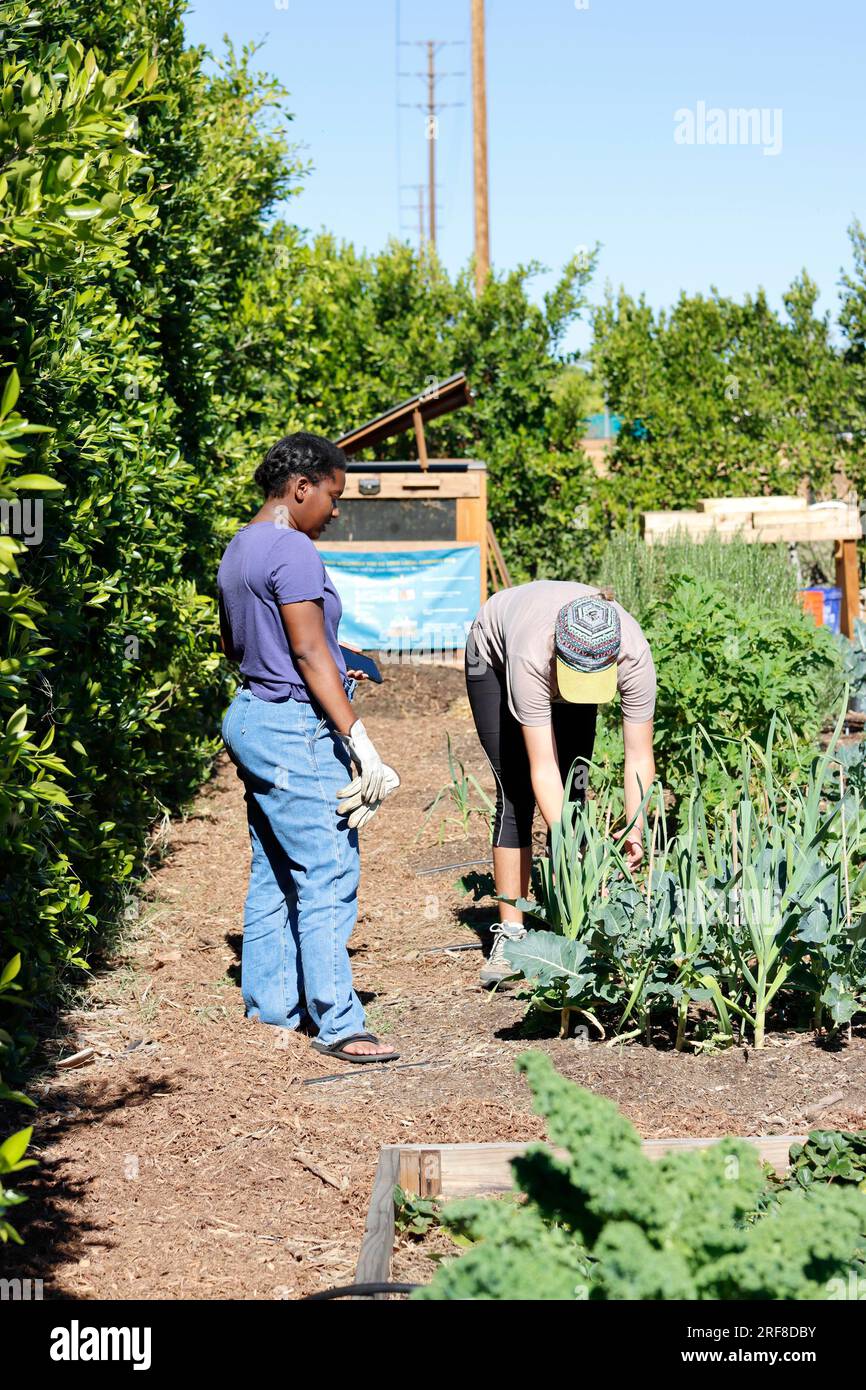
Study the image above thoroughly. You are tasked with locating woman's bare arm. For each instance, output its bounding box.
[280,599,355,735]
[522,722,565,829]
[622,717,655,866]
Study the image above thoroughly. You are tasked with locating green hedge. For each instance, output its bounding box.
[0,0,295,1057]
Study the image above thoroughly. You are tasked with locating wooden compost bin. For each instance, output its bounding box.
[323,459,490,600]
[329,373,512,625]
[355,1133,804,1296]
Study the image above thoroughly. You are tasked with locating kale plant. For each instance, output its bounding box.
[416,1053,866,1301]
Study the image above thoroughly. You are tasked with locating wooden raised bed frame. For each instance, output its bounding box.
[355,1134,804,1296]
[641,495,862,638]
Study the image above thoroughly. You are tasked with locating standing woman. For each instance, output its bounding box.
[466,581,656,986]
[218,432,400,1063]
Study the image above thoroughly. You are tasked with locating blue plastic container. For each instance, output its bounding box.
[816,585,843,633]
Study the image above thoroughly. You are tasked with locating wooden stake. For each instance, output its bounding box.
[485,521,512,590]
[411,407,429,470]
[840,769,852,934]
[835,537,860,639]
[471,0,490,294]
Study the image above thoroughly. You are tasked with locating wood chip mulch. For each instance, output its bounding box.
[3,666,865,1299]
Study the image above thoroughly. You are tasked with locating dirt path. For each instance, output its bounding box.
[5,666,866,1299]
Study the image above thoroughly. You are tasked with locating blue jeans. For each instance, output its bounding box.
[221,687,366,1046]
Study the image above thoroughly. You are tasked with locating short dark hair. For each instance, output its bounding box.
[254,432,347,498]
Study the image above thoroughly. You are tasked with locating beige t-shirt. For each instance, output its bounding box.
[470,580,656,727]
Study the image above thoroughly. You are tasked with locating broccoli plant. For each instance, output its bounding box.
[502,773,646,1037]
[415,1053,866,1301]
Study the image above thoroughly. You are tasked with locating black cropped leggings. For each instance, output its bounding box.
[465,640,598,849]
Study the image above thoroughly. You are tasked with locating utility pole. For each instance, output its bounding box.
[471,0,490,293]
[399,182,426,253]
[399,40,464,253]
[426,41,437,248]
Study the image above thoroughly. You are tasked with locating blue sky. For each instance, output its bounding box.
[183,0,865,354]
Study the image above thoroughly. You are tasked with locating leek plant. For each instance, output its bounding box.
[504,764,654,1038]
[667,791,733,1051]
[496,712,866,1050]
[418,734,495,844]
[708,715,866,1047]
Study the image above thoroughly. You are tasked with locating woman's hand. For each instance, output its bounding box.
[622,833,644,872]
[341,640,369,682]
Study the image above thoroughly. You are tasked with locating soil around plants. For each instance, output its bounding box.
[3,665,866,1300]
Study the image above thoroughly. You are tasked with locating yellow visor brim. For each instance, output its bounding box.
[556,655,618,704]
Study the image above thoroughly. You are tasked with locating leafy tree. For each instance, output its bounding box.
[592,271,861,531]
[234,235,601,579]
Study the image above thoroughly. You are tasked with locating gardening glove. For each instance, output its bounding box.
[337,763,400,830]
[338,719,389,803]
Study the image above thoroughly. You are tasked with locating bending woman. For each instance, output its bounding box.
[218,432,400,1064]
[466,582,656,986]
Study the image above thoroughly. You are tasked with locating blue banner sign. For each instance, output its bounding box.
[319,545,481,653]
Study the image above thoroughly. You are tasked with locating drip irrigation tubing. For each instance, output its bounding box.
[303,1058,444,1086]
[415,858,492,876]
[300,1281,421,1300]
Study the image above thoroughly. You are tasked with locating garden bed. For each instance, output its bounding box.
[355,1132,805,1297]
[4,665,866,1300]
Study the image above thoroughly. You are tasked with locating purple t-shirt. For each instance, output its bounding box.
[217,522,347,702]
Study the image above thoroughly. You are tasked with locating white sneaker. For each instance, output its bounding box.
[480,921,526,986]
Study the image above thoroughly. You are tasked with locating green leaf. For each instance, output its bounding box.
[31,782,73,807]
[503,930,595,994]
[62,202,105,221]
[0,955,21,988]
[0,1128,32,1171]
[5,706,28,738]
[120,52,150,98]
[7,473,64,491]
[0,369,20,420]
